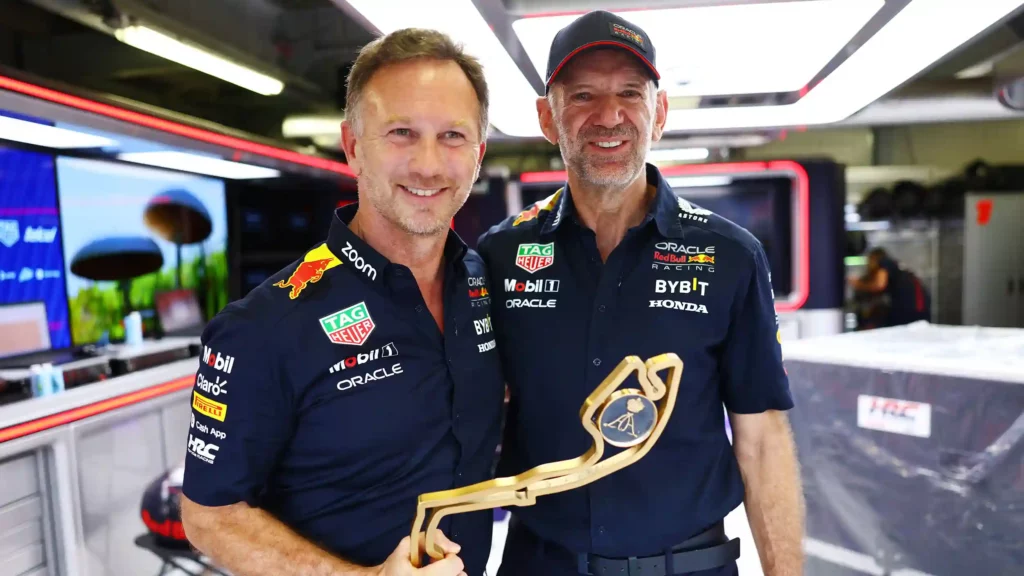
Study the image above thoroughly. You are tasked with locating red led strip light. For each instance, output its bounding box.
[0,74,355,178]
[0,375,194,444]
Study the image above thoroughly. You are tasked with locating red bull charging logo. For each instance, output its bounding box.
[274,244,341,299]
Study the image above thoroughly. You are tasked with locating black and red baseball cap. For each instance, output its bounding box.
[545,10,660,92]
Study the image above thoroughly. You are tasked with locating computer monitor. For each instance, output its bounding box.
[0,301,51,359]
[674,177,794,297]
[56,157,229,345]
[0,143,73,349]
[154,289,203,333]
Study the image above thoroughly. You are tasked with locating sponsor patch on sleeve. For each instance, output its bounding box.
[192,391,227,422]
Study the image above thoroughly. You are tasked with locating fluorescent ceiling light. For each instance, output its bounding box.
[955,60,995,79]
[667,176,733,188]
[514,0,883,98]
[0,115,118,148]
[282,115,344,138]
[337,0,541,137]
[661,0,1024,132]
[483,0,1024,137]
[118,152,280,179]
[114,26,284,96]
[647,148,709,162]
[656,134,771,149]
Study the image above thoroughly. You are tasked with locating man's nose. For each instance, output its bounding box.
[592,95,627,129]
[409,138,444,180]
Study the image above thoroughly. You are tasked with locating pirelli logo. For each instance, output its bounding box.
[193,391,227,422]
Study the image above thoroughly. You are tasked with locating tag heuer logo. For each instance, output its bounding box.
[515,243,554,274]
[320,302,375,345]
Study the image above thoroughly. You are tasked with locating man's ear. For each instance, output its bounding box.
[537,95,559,145]
[652,89,669,142]
[341,119,361,177]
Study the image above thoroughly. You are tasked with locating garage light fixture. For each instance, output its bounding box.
[118,151,280,179]
[647,147,710,163]
[347,0,1023,136]
[0,114,118,149]
[666,176,732,188]
[662,0,1024,131]
[514,0,884,98]
[114,25,284,96]
[282,115,345,139]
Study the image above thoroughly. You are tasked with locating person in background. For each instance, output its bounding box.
[850,247,931,328]
[477,10,804,576]
[179,28,504,576]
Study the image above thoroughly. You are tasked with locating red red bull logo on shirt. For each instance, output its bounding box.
[515,243,555,274]
[652,242,716,271]
[513,189,562,226]
[274,244,341,299]
[320,302,376,346]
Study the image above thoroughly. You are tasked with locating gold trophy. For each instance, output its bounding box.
[410,353,683,566]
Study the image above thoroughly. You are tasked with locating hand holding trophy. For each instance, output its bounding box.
[410,353,683,567]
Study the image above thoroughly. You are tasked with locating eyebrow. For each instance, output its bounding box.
[562,79,650,91]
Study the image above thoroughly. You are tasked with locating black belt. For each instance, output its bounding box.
[576,523,740,576]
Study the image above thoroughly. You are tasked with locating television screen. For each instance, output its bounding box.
[0,145,73,350]
[56,157,229,345]
[154,289,203,333]
[674,178,794,297]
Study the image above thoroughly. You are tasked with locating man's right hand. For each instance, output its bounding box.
[374,531,467,576]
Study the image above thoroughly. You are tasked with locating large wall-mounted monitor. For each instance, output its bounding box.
[0,144,73,350]
[55,157,229,345]
[515,160,846,326]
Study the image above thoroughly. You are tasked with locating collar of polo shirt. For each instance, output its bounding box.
[539,163,687,239]
[326,203,469,285]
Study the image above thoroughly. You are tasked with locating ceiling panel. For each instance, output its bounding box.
[512,0,885,97]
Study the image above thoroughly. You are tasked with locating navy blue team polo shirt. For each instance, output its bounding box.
[182,204,504,574]
[477,163,793,559]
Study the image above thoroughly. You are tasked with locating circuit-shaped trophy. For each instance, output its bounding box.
[410,353,683,566]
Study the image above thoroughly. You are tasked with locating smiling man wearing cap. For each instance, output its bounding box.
[478,10,805,576]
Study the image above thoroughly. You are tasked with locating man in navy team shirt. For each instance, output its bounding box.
[478,11,805,576]
[180,28,504,576]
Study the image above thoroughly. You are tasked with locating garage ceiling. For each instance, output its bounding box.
[1,0,1024,160]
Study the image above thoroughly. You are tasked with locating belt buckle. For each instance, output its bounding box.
[580,554,640,576]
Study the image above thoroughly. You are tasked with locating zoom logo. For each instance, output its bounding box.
[342,242,377,281]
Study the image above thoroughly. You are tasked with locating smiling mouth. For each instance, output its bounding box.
[400,185,445,197]
[590,140,628,149]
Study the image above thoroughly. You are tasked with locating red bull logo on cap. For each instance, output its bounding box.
[320,301,376,346]
[274,244,341,299]
[610,23,644,49]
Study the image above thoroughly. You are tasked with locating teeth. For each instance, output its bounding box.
[406,186,441,197]
[595,141,623,148]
